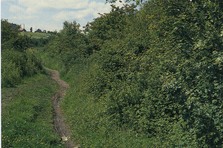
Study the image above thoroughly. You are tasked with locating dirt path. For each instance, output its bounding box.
[45,67,79,148]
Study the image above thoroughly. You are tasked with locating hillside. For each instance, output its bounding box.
[20,32,52,39]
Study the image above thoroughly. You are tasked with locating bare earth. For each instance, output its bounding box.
[45,67,79,148]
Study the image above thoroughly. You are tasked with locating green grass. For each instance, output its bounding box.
[37,50,154,147]
[34,48,65,71]
[2,74,63,148]
[20,32,51,39]
[61,64,153,147]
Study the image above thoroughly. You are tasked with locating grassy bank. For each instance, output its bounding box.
[20,32,51,39]
[2,74,63,148]
[38,49,153,147]
[61,63,154,147]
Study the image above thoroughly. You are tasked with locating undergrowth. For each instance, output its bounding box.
[38,49,155,147]
[35,1,223,147]
[2,74,63,148]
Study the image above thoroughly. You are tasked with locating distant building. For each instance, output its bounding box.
[35,29,42,33]
[19,28,27,32]
[19,24,26,32]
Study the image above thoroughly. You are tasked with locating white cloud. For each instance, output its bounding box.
[3,0,126,31]
[9,5,24,13]
[52,1,124,24]
[18,0,89,10]
[8,5,37,20]
[53,1,111,22]
[1,0,15,2]
[57,9,91,20]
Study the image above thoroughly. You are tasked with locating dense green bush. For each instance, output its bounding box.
[41,0,223,147]
[1,20,43,87]
[2,49,43,87]
[30,38,49,47]
[2,58,21,87]
[1,19,19,43]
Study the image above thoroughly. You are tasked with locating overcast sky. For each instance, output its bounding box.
[1,0,124,31]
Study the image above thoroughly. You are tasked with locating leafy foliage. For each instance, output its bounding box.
[1,20,43,87]
[41,0,223,147]
[1,19,19,43]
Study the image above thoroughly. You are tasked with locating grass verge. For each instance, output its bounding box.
[2,74,63,148]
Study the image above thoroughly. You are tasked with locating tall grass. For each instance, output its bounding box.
[38,49,154,147]
[2,74,63,148]
[61,63,154,147]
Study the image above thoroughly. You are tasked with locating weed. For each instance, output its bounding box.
[2,74,63,148]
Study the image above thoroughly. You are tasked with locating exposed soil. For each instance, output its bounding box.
[45,67,79,148]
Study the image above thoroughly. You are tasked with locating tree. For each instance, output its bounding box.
[1,19,19,44]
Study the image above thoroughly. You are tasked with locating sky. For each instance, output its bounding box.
[1,0,125,31]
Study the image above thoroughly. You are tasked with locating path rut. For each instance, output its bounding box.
[45,67,78,148]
